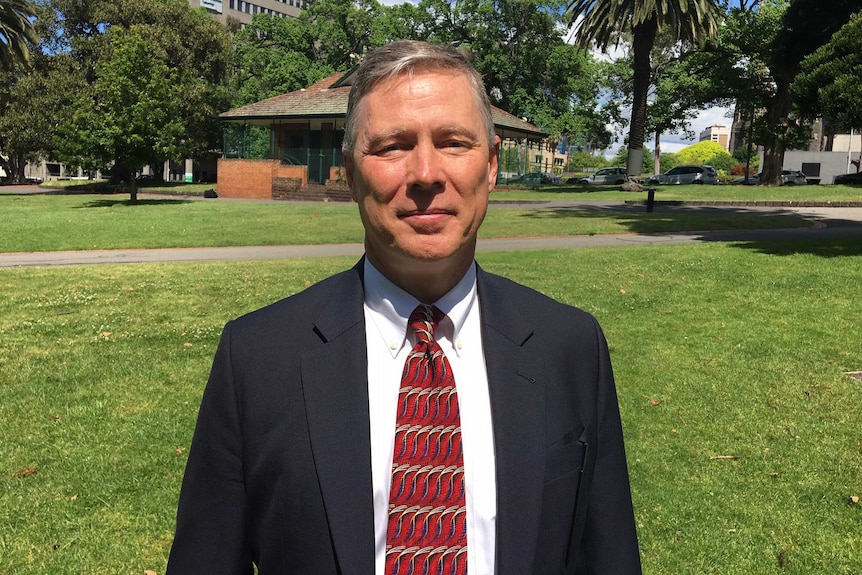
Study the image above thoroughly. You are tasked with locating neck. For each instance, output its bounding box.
[367,249,474,304]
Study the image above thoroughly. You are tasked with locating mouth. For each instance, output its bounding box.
[398,207,455,219]
[398,208,454,230]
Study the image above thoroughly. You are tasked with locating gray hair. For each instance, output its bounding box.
[342,40,495,154]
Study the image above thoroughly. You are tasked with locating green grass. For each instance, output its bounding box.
[493,182,862,203]
[0,193,812,252]
[35,180,214,195]
[2,238,861,574]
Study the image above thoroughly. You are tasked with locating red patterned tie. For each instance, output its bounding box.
[385,305,467,575]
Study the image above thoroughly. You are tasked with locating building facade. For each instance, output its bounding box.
[699,124,730,152]
[188,0,302,26]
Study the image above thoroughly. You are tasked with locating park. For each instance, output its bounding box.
[2,0,862,572]
[1,181,861,573]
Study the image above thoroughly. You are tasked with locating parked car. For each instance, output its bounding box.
[508,172,561,185]
[647,165,719,185]
[833,172,862,186]
[574,166,627,185]
[731,170,807,185]
[507,172,542,185]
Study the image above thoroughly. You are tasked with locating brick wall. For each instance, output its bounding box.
[217,159,307,199]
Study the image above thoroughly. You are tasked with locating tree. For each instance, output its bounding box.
[416,0,618,162]
[0,56,83,182]
[613,145,654,174]
[51,0,233,201]
[566,0,722,186]
[793,13,862,146]
[231,14,334,106]
[675,140,728,165]
[58,28,187,201]
[758,0,860,184]
[0,0,39,71]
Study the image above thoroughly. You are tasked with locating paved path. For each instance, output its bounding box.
[1,203,860,268]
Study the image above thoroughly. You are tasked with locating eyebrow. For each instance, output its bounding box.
[363,125,480,151]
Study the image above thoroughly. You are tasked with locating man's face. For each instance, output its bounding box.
[345,70,499,282]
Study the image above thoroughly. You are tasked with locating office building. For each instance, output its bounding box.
[189,0,302,27]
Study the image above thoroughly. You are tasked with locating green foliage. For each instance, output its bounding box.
[231,13,335,107]
[0,0,40,70]
[707,150,735,173]
[613,146,654,174]
[566,0,723,177]
[567,150,609,170]
[49,0,233,197]
[658,152,678,174]
[675,140,725,164]
[793,13,862,133]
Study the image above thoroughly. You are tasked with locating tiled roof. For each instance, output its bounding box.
[220,71,546,139]
[220,72,350,120]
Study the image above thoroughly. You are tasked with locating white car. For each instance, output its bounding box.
[648,165,719,185]
[575,167,627,185]
[731,170,807,185]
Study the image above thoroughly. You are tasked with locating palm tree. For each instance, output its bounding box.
[0,0,39,71]
[567,0,721,185]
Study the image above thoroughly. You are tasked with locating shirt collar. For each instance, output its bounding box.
[363,259,477,357]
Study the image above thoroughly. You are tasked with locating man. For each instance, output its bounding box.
[167,40,641,575]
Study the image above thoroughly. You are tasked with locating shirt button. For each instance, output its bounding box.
[456,339,464,350]
[389,340,398,350]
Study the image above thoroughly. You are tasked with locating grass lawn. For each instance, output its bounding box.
[2,238,861,574]
[493,182,862,203]
[36,179,215,196]
[0,193,812,252]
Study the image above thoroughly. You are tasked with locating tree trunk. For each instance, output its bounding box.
[625,17,658,184]
[759,81,794,186]
[11,154,26,184]
[654,132,661,176]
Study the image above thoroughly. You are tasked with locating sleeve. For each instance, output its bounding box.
[579,319,642,575]
[166,322,253,575]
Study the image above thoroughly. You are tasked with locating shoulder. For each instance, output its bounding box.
[477,267,598,329]
[228,265,363,337]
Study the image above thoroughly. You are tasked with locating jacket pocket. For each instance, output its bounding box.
[544,429,588,484]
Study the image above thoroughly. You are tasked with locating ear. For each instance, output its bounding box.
[343,151,359,202]
[487,135,501,192]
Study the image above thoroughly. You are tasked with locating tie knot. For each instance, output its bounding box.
[408,304,443,345]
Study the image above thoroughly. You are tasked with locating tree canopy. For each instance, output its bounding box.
[793,12,862,136]
[0,0,39,71]
[566,0,723,184]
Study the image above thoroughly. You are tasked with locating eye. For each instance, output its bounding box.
[374,143,408,156]
[441,139,472,151]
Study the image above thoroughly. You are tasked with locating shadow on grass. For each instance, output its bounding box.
[728,237,862,258]
[75,198,194,208]
[514,206,813,234]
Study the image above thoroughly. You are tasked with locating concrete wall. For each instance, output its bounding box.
[217,158,307,199]
[777,151,862,184]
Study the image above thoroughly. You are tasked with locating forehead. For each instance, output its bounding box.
[359,70,482,123]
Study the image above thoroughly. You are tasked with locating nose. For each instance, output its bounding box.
[406,142,445,192]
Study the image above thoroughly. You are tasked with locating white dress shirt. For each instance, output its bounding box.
[363,259,497,575]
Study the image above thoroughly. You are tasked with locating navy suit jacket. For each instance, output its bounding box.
[167,261,641,574]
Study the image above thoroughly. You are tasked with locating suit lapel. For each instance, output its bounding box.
[477,269,546,575]
[301,264,376,575]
